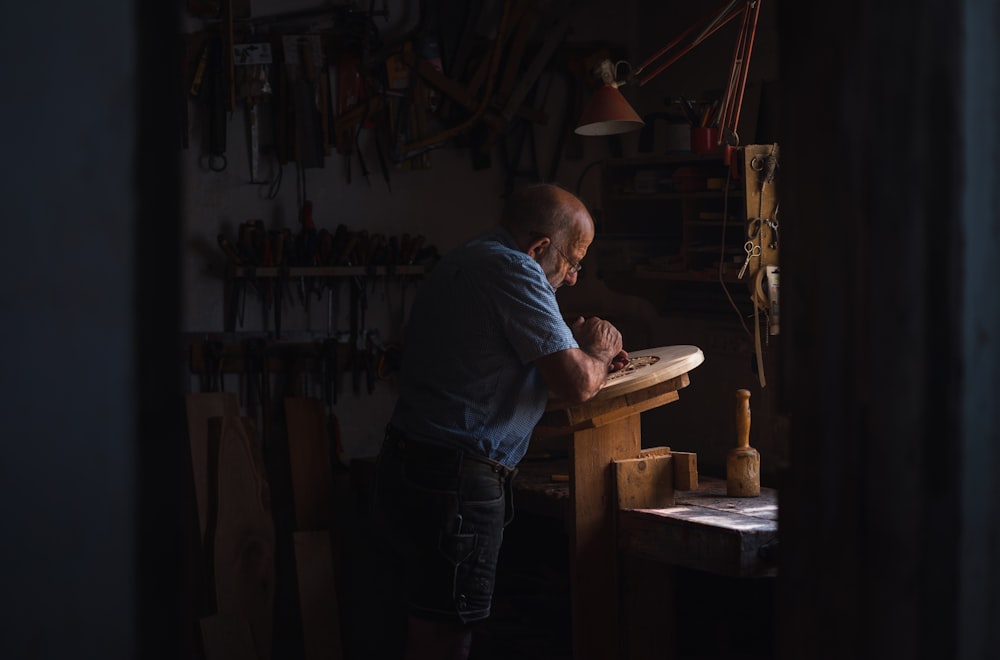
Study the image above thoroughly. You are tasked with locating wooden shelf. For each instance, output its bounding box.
[686,220,743,227]
[600,152,750,293]
[685,245,744,254]
[607,190,743,201]
[633,268,743,284]
[228,265,425,278]
[604,151,736,166]
[595,145,778,317]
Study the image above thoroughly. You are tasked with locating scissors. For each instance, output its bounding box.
[739,240,762,279]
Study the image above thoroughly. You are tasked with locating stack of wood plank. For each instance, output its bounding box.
[185,392,344,660]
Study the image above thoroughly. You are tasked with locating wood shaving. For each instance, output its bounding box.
[604,355,660,383]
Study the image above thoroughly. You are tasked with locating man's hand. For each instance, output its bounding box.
[537,315,627,403]
[569,316,623,366]
[608,350,629,373]
[571,316,628,371]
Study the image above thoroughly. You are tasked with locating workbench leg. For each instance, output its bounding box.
[568,413,641,660]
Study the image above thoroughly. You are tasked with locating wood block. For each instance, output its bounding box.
[209,416,275,660]
[615,454,674,509]
[294,530,344,660]
[284,397,333,531]
[671,451,698,490]
[639,446,671,458]
[185,392,240,543]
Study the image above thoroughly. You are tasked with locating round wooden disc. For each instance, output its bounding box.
[593,345,705,400]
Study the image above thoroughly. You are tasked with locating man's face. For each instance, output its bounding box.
[541,235,591,290]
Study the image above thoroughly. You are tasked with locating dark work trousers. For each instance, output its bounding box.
[373,426,518,635]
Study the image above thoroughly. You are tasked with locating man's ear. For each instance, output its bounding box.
[527,234,550,260]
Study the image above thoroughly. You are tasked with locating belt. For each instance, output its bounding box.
[384,425,517,479]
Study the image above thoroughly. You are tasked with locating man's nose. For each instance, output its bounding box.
[564,270,580,287]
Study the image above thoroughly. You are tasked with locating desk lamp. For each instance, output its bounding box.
[574,0,762,141]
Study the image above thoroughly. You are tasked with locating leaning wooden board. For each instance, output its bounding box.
[294,530,344,660]
[185,392,240,543]
[209,416,275,660]
[284,397,334,532]
[199,614,257,660]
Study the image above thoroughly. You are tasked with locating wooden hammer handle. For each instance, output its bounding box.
[735,389,751,449]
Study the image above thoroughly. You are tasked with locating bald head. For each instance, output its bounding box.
[501,183,594,249]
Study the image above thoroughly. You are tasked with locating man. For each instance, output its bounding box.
[374,183,627,659]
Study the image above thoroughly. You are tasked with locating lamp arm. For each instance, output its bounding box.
[574,0,762,139]
[694,0,743,44]
[635,0,751,87]
[716,0,761,142]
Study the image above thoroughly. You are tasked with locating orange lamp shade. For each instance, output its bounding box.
[574,84,645,136]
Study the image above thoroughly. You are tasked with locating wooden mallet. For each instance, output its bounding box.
[727,388,760,497]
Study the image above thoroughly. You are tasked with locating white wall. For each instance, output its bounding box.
[178,1,788,469]
[180,0,646,461]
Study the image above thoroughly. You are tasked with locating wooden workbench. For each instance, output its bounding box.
[618,476,778,578]
[512,463,778,660]
[512,465,778,577]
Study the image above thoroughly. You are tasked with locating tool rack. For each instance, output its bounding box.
[187,330,398,399]
[222,264,425,332]
[189,335,349,380]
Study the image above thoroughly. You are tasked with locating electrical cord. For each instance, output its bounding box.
[574,159,606,231]
[266,162,283,200]
[719,165,753,339]
[574,159,604,197]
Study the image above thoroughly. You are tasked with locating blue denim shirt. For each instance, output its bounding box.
[389,227,578,467]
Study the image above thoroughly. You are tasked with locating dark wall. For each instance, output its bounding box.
[1,1,182,658]
[776,1,1000,658]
